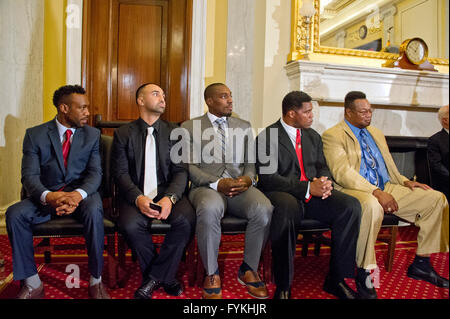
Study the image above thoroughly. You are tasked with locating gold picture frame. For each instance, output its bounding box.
[288,0,449,66]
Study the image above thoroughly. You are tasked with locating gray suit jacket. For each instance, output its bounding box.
[21,119,102,202]
[180,114,256,189]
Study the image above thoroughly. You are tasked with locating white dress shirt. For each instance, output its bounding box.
[279,117,310,199]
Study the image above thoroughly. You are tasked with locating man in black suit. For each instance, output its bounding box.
[428,105,449,200]
[112,83,195,299]
[6,85,109,299]
[256,91,361,299]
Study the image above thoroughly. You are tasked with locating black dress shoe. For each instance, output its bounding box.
[273,288,291,299]
[323,277,358,299]
[356,274,378,299]
[163,280,183,296]
[407,263,449,288]
[134,278,161,299]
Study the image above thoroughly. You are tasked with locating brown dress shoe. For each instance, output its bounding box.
[17,282,45,299]
[88,282,111,299]
[203,274,222,299]
[238,270,269,299]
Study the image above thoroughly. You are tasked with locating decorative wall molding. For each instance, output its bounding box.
[285,60,449,137]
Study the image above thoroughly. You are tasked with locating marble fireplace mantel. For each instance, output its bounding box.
[284,60,449,137]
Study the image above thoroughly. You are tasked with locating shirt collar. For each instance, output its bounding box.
[345,119,366,138]
[444,128,449,134]
[138,117,160,134]
[55,117,76,139]
[280,117,300,138]
[207,112,228,126]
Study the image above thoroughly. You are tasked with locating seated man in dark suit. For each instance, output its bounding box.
[256,91,361,299]
[112,83,195,299]
[428,105,449,200]
[6,85,110,299]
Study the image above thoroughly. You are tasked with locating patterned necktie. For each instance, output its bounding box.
[62,129,72,168]
[144,127,158,199]
[360,130,382,188]
[215,118,231,178]
[215,118,226,160]
[295,129,308,182]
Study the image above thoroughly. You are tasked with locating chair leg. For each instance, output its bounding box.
[117,234,129,288]
[385,226,398,272]
[186,237,196,287]
[106,234,117,289]
[261,241,272,284]
[301,233,312,257]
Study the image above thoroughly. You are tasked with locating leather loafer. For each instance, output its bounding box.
[134,278,161,299]
[356,273,378,299]
[237,269,269,299]
[407,264,449,288]
[88,282,111,299]
[273,288,291,299]
[163,280,183,296]
[203,274,222,299]
[17,282,45,299]
[323,277,358,299]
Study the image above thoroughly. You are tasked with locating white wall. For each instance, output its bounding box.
[0,0,44,228]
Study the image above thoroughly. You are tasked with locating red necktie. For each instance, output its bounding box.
[296,129,311,202]
[62,129,72,168]
[296,129,308,181]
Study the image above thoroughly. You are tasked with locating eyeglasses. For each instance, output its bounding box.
[354,108,374,116]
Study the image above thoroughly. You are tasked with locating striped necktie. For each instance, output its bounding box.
[215,118,231,178]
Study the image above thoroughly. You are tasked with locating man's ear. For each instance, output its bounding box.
[137,96,144,107]
[287,109,295,119]
[58,103,69,114]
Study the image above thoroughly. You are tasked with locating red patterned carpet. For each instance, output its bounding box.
[0,225,448,299]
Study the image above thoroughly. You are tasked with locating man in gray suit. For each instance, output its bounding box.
[180,83,273,299]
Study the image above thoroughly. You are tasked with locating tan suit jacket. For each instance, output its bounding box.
[322,120,409,193]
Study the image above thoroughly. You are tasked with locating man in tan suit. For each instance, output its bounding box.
[322,91,449,299]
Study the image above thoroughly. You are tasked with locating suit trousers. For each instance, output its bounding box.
[266,190,361,290]
[117,195,195,284]
[6,192,105,281]
[189,186,273,275]
[340,182,449,270]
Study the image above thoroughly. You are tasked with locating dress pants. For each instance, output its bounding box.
[340,182,449,270]
[6,192,105,281]
[266,190,361,290]
[189,186,273,275]
[118,195,195,284]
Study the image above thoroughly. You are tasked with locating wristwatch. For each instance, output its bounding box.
[166,194,178,205]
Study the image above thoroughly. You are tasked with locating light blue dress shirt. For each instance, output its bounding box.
[344,119,390,190]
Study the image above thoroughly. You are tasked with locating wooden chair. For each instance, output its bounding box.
[193,214,272,287]
[94,115,197,288]
[26,134,118,288]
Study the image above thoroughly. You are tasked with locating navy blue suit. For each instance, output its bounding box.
[6,119,104,281]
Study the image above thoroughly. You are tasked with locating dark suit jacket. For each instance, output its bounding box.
[21,119,102,202]
[427,128,449,195]
[256,120,331,200]
[111,118,188,205]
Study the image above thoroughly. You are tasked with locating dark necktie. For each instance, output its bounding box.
[62,129,72,168]
[360,130,382,189]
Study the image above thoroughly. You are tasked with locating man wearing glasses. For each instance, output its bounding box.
[322,91,449,299]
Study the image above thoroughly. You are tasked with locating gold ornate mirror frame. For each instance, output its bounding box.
[288,0,449,66]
